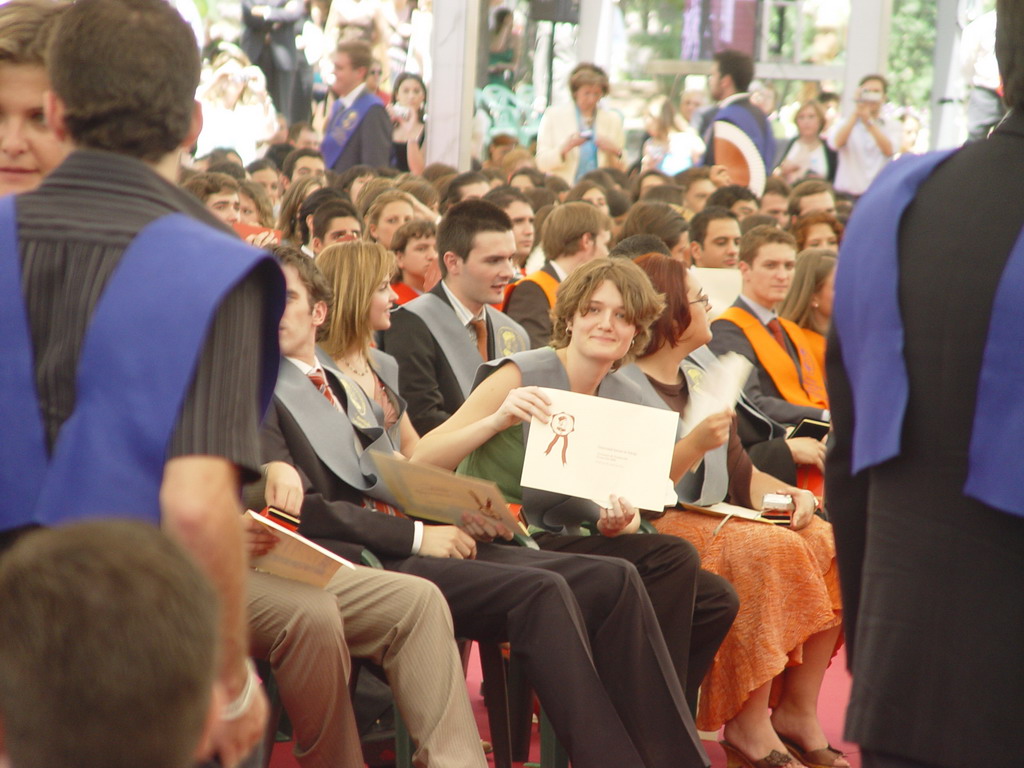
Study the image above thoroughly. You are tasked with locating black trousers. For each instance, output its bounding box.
[863,752,944,768]
[534,531,738,713]
[383,541,708,768]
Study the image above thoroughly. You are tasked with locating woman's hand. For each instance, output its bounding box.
[263,461,303,517]
[785,436,826,471]
[245,230,279,249]
[595,136,621,157]
[596,495,640,537]
[561,133,589,158]
[790,489,818,530]
[689,409,734,455]
[489,386,552,432]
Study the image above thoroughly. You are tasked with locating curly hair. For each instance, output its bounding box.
[550,258,665,370]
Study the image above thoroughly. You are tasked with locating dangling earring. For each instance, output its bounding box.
[567,326,573,335]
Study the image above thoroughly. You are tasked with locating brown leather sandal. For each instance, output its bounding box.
[777,734,848,768]
[720,740,799,768]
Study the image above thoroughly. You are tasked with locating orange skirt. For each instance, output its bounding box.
[653,509,843,731]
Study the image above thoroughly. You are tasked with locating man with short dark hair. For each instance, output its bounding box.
[701,49,775,184]
[676,166,716,217]
[787,179,837,224]
[706,183,759,220]
[483,185,535,270]
[441,171,491,212]
[503,201,612,348]
[759,177,790,225]
[321,39,391,173]
[0,1,284,762]
[380,199,529,434]
[688,205,741,268]
[282,147,326,186]
[288,120,320,150]
[182,171,241,225]
[0,521,220,768]
[708,226,828,426]
[310,199,362,254]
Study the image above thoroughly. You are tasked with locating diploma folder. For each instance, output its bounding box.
[368,450,528,537]
[247,509,355,588]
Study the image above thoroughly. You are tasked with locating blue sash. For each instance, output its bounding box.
[834,148,1024,517]
[0,197,283,529]
[705,99,776,168]
[321,90,383,169]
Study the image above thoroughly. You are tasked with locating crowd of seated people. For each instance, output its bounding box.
[2,1,908,766]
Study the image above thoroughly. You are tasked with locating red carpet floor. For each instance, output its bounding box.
[270,644,860,767]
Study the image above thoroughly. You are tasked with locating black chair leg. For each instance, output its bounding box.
[478,642,513,768]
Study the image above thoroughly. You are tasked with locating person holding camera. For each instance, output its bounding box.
[535,63,625,184]
[827,74,902,197]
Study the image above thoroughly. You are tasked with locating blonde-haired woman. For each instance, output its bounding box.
[778,249,837,375]
[315,240,419,455]
[362,189,417,250]
[640,94,705,175]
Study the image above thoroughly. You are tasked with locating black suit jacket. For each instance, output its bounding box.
[380,284,506,434]
[260,374,416,561]
[327,101,393,173]
[240,0,303,73]
[708,298,823,426]
[825,111,1024,764]
[504,262,559,349]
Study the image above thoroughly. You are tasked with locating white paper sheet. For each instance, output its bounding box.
[520,388,679,510]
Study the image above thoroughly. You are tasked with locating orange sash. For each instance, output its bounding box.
[502,268,560,312]
[716,306,828,410]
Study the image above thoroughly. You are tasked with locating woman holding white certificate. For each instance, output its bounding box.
[412,258,740,716]
[627,253,844,768]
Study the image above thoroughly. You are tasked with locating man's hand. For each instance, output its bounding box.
[419,525,478,559]
[263,461,303,516]
[785,436,826,471]
[243,515,278,559]
[596,495,640,537]
[210,675,270,768]
[490,386,552,432]
[708,165,732,187]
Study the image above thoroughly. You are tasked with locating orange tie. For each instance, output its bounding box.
[469,318,488,360]
[307,370,343,412]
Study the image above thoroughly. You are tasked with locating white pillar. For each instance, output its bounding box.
[930,0,964,148]
[842,0,894,111]
[577,0,614,70]
[425,0,482,169]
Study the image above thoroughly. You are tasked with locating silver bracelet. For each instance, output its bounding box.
[221,659,261,721]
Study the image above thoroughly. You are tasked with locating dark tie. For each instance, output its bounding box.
[766,318,787,350]
[307,370,343,412]
[470,318,488,360]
